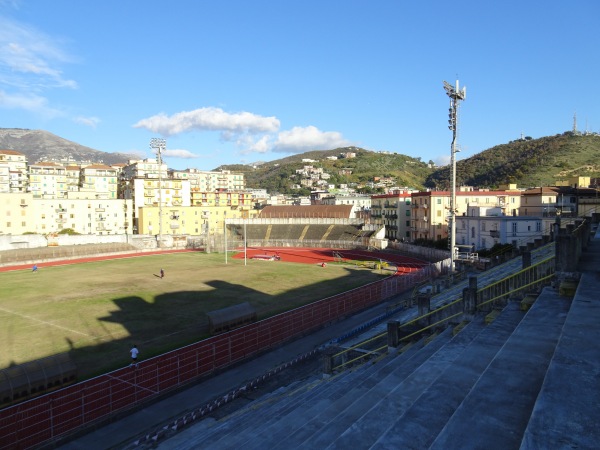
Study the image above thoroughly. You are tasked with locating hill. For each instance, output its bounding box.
[426,132,600,189]
[0,128,137,166]
[219,147,434,194]
[3,128,600,192]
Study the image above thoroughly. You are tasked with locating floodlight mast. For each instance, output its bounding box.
[444,80,466,273]
[150,138,166,248]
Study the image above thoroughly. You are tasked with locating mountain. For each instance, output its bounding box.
[426,132,600,189]
[0,128,137,165]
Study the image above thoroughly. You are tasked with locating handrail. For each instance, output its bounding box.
[329,252,556,374]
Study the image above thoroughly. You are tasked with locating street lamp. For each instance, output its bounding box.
[444,80,466,273]
[150,138,166,248]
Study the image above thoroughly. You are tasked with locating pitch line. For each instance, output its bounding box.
[0,305,94,338]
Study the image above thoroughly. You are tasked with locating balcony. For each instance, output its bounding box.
[490,230,500,238]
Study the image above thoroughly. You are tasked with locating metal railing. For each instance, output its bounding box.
[328,253,556,373]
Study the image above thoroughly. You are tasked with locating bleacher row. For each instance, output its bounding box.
[231,224,374,243]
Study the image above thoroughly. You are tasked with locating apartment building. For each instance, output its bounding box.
[321,194,372,219]
[0,150,28,193]
[411,188,522,242]
[170,169,245,192]
[456,206,542,250]
[137,205,257,236]
[370,191,413,241]
[0,192,133,235]
[0,193,34,235]
[79,164,119,199]
[28,161,68,199]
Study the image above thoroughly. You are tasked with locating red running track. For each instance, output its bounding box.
[232,247,429,273]
[0,249,196,273]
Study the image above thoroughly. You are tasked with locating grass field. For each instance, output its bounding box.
[0,252,385,379]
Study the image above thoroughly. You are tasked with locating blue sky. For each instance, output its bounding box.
[1,1,598,171]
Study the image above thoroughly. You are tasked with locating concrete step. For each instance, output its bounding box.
[325,315,493,449]
[430,287,571,450]
[231,339,429,450]
[369,301,525,449]
[267,328,455,449]
[521,273,600,449]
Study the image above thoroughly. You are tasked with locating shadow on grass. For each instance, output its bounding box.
[5,265,384,386]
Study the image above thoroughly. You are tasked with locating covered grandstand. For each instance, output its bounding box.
[226,205,385,249]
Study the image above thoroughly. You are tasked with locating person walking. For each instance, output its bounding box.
[130,345,139,367]
[160,268,164,279]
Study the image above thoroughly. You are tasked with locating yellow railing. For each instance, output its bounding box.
[475,256,555,311]
[329,254,556,373]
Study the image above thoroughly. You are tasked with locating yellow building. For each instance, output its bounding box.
[411,188,522,242]
[0,193,34,235]
[0,193,133,235]
[137,205,258,236]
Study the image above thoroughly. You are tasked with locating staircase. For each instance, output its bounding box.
[155,238,600,450]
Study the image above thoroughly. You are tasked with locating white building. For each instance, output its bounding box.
[320,194,372,218]
[456,206,543,250]
[28,161,68,199]
[0,150,28,193]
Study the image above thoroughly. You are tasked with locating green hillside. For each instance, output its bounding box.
[219,132,600,193]
[220,147,433,194]
[426,132,600,189]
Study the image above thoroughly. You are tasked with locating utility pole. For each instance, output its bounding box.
[444,80,466,273]
[150,138,166,248]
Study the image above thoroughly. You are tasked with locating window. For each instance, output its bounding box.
[512,222,518,237]
[437,198,441,204]
[471,226,475,238]
[536,222,541,232]
[481,222,486,231]
[405,210,410,216]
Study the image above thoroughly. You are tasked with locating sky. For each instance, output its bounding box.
[0,1,599,171]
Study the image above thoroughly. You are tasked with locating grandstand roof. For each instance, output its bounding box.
[259,204,353,218]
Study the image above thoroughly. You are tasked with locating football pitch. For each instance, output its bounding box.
[0,251,385,379]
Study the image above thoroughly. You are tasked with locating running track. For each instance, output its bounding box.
[0,247,429,274]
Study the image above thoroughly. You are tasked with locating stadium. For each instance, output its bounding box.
[0,205,444,448]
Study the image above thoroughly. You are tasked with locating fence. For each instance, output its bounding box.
[0,264,432,449]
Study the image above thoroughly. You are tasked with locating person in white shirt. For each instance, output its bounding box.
[130,345,139,367]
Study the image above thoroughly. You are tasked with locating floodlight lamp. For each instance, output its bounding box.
[150,137,166,150]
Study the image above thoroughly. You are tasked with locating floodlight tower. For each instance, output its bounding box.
[150,138,166,247]
[443,80,466,273]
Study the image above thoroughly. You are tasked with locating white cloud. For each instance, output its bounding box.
[272,126,352,154]
[0,17,77,90]
[163,148,199,159]
[0,89,61,117]
[74,116,100,128]
[133,107,280,137]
